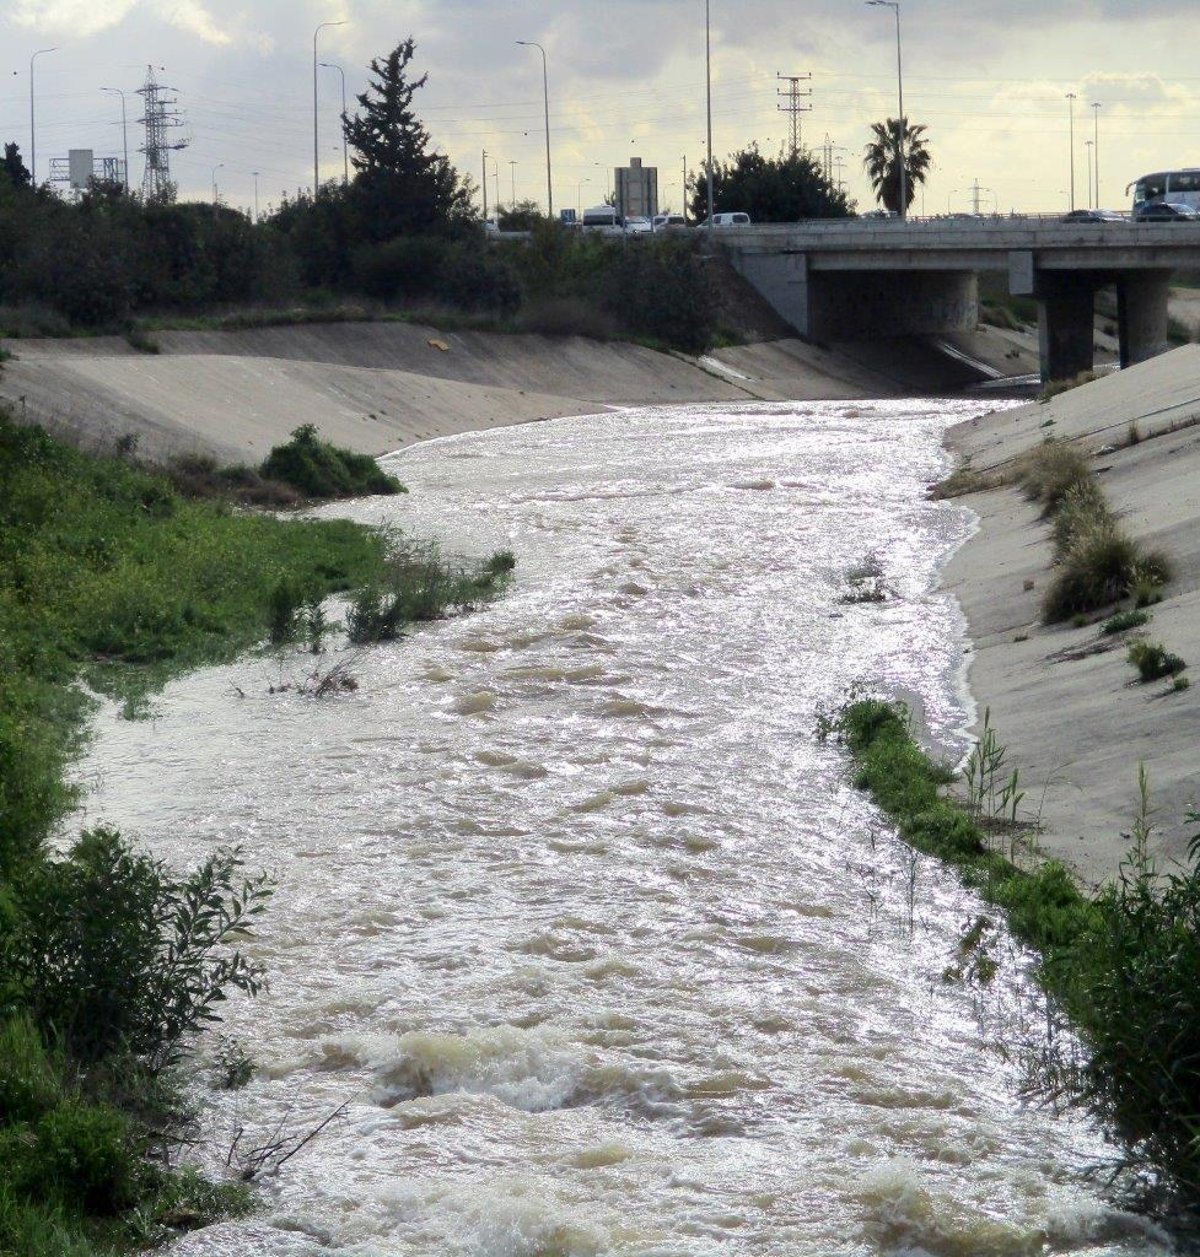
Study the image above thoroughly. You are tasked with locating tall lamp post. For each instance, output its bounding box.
[1066,92,1077,212]
[313,19,346,197]
[516,40,552,218]
[1085,141,1093,210]
[319,61,348,186]
[1092,101,1102,208]
[100,86,129,193]
[509,159,517,206]
[704,2,714,224]
[30,46,59,188]
[252,170,260,223]
[866,1,905,219]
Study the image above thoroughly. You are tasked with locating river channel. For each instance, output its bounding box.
[75,400,1172,1256]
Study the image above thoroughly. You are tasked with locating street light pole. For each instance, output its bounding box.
[866,2,905,219]
[319,61,348,186]
[313,20,346,198]
[705,0,714,224]
[481,148,489,220]
[1066,92,1077,212]
[509,159,517,206]
[30,47,59,187]
[1085,141,1093,210]
[516,41,552,219]
[252,170,260,223]
[1092,101,1101,208]
[100,86,129,193]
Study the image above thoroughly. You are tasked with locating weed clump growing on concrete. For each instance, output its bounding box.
[1127,640,1187,683]
[1101,608,1150,635]
[1017,439,1092,515]
[1020,439,1173,623]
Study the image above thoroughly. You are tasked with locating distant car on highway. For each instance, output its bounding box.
[652,213,688,232]
[1060,208,1126,224]
[623,216,653,235]
[1133,201,1200,223]
[697,212,752,228]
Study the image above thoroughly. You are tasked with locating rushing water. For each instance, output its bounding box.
[75,401,1173,1256]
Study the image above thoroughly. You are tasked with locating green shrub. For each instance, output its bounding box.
[1042,530,1168,622]
[1127,640,1186,682]
[24,1099,133,1216]
[7,828,272,1072]
[1049,479,1112,559]
[1017,439,1093,514]
[1101,608,1150,635]
[259,424,405,500]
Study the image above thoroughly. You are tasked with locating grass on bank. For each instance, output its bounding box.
[1015,440,1171,621]
[826,697,1200,1219]
[0,408,514,1253]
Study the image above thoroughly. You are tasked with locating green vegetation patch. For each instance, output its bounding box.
[1015,440,1172,622]
[827,697,1200,1213]
[0,409,520,1251]
[259,424,405,500]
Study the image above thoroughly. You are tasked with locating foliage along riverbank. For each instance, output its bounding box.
[0,409,512,1254]
[826,696,1200,1230]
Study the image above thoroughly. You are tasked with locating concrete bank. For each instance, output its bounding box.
[0,322,922,465]
[943,344,1200,885]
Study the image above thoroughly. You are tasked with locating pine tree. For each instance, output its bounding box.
[344,39,471,239]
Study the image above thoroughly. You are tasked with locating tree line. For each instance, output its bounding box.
[1,37,932,350]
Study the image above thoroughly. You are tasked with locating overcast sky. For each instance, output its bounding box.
[3,1,1197,218]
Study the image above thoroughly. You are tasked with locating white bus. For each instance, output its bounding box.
[1128,168,1200,213]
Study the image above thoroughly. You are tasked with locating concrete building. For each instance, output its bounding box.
[615,157,658,221]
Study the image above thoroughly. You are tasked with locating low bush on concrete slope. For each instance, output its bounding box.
[1015,440,1172,621]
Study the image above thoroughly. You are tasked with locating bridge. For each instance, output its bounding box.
[712,219,1200,383]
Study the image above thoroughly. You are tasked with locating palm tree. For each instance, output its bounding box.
[863,118,932,215]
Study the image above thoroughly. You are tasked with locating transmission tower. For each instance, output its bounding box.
[137,66,188,200]
[776,73,812,157]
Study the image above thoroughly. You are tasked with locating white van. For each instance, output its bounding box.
[699,211,751,227]
[581,205,623,235]
[652,213,687,232]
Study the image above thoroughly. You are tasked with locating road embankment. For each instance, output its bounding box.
[942,344,1200,884]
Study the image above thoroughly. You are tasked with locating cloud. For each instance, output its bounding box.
[10,0,137,38]
[10,0,231,44]
[164,0,230,45]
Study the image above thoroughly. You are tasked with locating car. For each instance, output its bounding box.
[623,216,653,235]
[1134,201,1200,222]
[1060,208,1126,224]
[859,209,898,220]
[697,211,752,228]
[652,213,687,232]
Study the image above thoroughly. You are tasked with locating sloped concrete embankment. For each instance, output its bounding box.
[943,344,1200,884]
[0,322,914,465]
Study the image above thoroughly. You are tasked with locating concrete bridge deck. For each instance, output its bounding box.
[714,218,1200,381]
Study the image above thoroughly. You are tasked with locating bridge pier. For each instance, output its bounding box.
[1117,272,1172,368]
[1036,277,1096,385]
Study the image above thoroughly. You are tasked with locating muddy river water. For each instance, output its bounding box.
[76,400,1172,1255]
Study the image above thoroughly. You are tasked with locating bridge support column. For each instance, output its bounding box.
[1037,279,1094,385]
[1117,272,1171,368]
